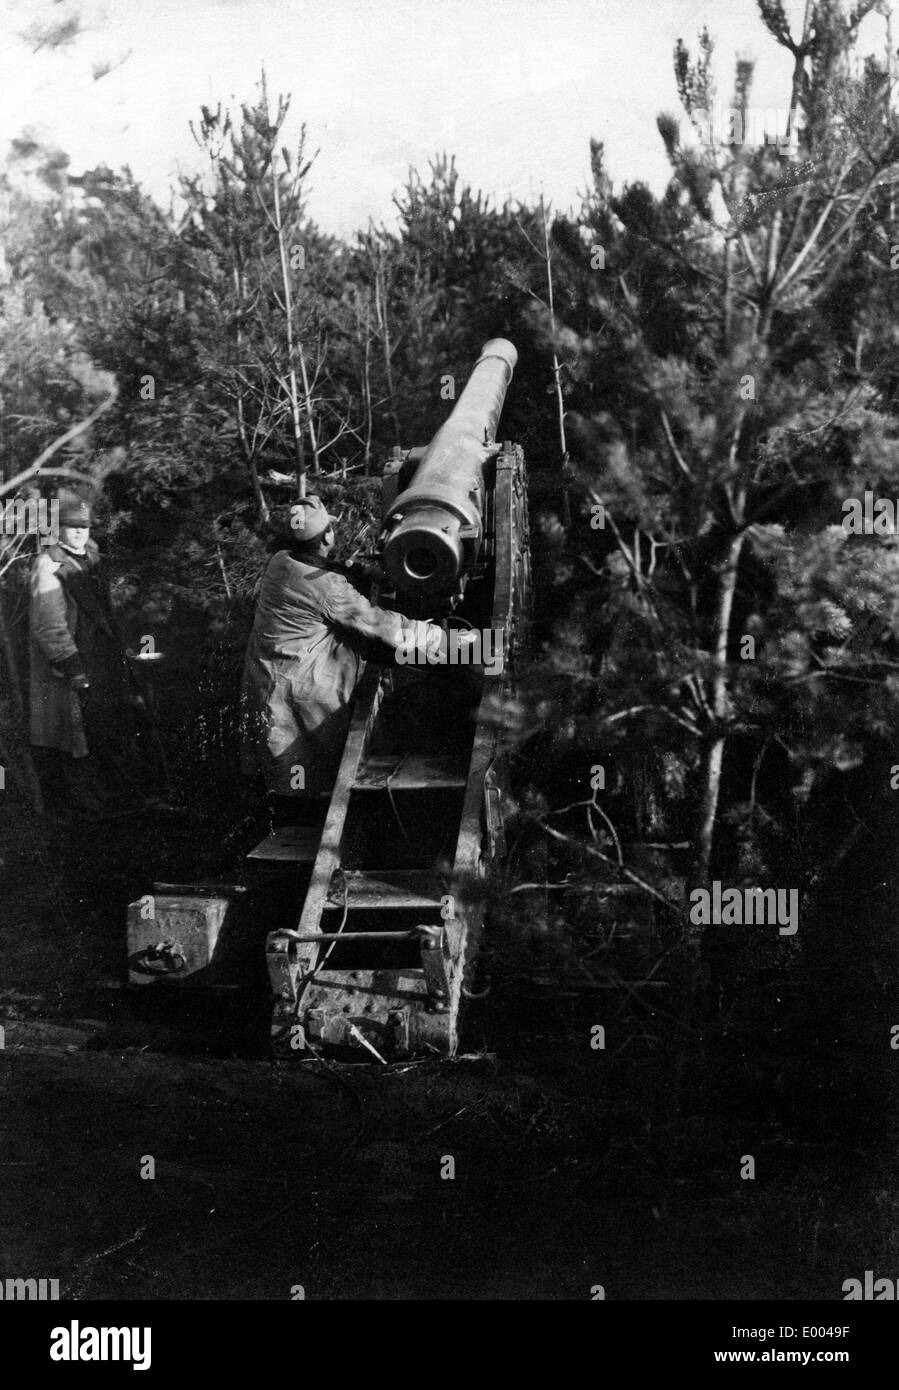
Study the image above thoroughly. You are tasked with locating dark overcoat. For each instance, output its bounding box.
[29,541,132,758]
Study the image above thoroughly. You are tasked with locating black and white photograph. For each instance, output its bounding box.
[0,0,897,1345]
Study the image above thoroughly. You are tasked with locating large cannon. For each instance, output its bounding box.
[126,341,531,1060]
[381,338,518,599]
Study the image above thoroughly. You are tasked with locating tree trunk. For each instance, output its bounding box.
[695,530,745,888]
[232,261,270,521]
[362,299,373,475]
[374,253,401,446]
[787,0,813,151]
[271,157,313,492]
[541,194,567,462]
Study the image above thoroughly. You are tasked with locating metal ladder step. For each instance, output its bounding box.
[246,825,322,864]
[326,869,446,910]
[353,753,468,791]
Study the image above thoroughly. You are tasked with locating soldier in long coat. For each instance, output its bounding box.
[29,494,140,808]
[240,495,442,801]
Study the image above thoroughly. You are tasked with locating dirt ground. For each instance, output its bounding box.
[1,796,896,1301]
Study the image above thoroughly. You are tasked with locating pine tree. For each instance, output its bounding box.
[524,1,899,951]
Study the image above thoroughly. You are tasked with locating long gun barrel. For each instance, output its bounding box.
[382,338,518,598]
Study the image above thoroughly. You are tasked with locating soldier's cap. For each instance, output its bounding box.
[286,495,333,543]
[56,493,92,528]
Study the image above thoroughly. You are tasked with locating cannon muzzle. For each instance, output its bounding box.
[382,338,517,598]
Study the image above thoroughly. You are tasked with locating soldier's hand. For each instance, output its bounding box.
[59,654,89,695]
[435,620,477,648]
[423,621,449,662]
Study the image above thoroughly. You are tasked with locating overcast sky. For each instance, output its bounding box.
[0,1,890,236]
